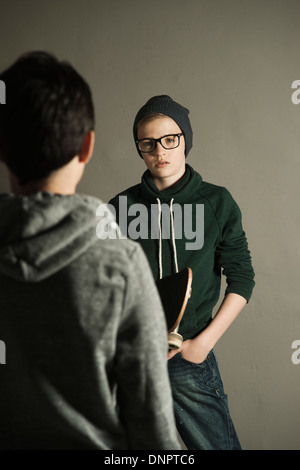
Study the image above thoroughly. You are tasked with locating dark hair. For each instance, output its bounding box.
[0,51,95,185]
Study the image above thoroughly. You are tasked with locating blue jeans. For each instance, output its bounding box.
[168,350,241,450]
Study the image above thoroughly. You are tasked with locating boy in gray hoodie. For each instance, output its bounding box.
[0,52,180,450]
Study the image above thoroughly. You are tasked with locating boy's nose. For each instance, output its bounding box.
[155,141,166,155]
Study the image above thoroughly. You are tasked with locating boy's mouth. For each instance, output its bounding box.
[155,161,170,168]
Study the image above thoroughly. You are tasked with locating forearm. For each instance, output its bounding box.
[196,293,247,351]
[169,293,247,363]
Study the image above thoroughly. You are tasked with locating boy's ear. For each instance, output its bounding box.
[79,130,95,164]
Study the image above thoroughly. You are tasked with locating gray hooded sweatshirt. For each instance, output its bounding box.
[0,191,180,450]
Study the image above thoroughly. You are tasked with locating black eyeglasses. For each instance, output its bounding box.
[136,133,183,153]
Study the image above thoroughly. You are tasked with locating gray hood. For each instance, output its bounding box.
[0,191,110,282]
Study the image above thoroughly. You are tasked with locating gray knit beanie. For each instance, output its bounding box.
[133,95,193,158]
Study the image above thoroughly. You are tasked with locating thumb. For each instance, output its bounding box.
[168,347,182,360]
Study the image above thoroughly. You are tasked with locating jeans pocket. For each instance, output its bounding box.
[177,352,217,391]
[181,349,227,393]
[179,353,208,367]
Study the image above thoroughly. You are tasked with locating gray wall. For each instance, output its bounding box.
[0,0,299,450]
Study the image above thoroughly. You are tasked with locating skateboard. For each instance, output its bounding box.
[156,267,192,350]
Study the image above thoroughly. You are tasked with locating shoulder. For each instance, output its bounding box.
[109,183,141,205]
[199,180,236,208]
[108,184,143,215]
[200,180,229,196]
[196,181,243,232]
[187,165,234,205]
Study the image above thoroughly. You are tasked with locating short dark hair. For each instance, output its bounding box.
[0,51,95,185]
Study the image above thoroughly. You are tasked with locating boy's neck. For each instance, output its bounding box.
[9,156,83,196]
[152,166,186,192]
[10,178,77,196]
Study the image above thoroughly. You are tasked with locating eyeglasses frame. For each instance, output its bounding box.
[136,133,184,153]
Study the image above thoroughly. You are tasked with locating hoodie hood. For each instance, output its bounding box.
[0,192,104,282]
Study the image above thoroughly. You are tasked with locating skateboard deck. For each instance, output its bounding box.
[156,267,192,349]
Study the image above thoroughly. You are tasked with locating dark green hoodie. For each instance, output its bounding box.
[109,164,255,340]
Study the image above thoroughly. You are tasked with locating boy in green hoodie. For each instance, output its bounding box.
[109,95,255,450]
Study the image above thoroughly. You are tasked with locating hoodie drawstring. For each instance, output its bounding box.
[156,198,178,279]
